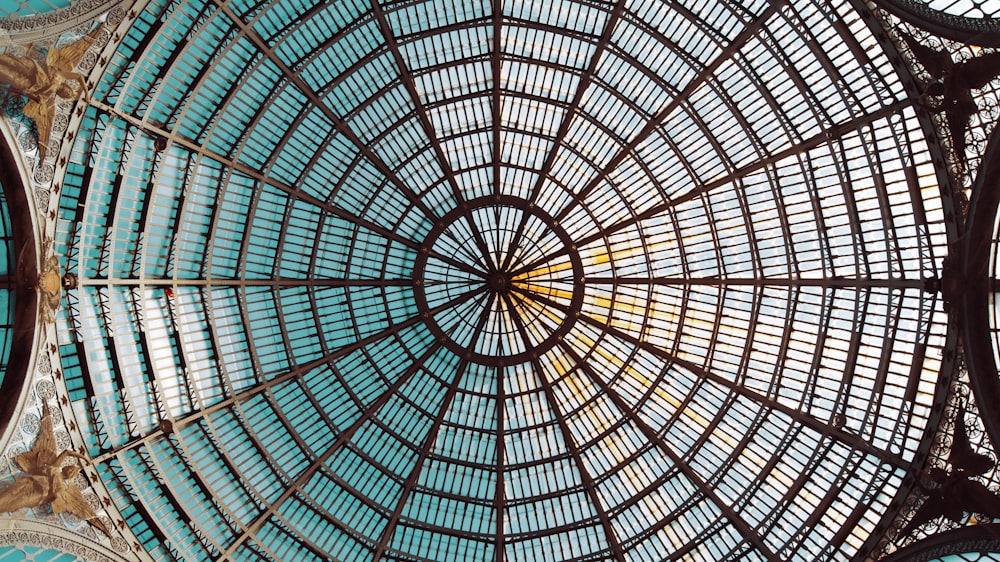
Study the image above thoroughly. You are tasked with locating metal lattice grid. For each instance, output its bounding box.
[47,0,959,560]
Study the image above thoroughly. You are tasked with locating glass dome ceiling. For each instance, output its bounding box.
[46,0,956,559]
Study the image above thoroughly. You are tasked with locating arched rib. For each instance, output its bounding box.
[95,287,484,464]
[503,292,625,561]
[514,287,910,469]
[371,295,498,560]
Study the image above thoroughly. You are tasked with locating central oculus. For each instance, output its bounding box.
[412,196,584,365]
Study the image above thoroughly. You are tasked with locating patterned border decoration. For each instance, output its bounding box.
[1,3,150,558]
[0,109,40,475]
[0,518,129,562]
[0,1,127,45]
[875,363,999,558]
[872,6,1000,195]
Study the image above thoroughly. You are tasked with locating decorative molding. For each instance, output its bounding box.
[879,367,999,556]
[1,6,149,559]
[0,341,150,561]
[0,518,130,562]
[0,1,128,45]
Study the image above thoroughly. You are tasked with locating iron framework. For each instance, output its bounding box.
[45,0,963,560]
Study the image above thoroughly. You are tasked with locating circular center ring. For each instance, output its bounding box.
[412,195,584,365]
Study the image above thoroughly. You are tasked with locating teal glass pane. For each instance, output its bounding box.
[0,184,14,392]
[49,0,957,560]
[0,545,77,561]
[0,0,71,18]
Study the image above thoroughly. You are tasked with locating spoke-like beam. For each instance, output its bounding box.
[500,0,629,272]
[515,288,911,470]
[93,287,484,465]
[368,0,497,271]
[79,277,418,287]
[551,0,789,224]
[86,100,482,279]
[494,342,507,561]
[371,296,497,560]
[503,292,625,561]
[554,340,781,561]
[489,0,504,268]
[582,276,928,289]
[490,0,503,206]
[511,100,913,278]
[218,335,448,560]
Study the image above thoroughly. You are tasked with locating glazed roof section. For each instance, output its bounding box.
[51,0,951,560]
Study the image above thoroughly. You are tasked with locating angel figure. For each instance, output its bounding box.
[33,236,72,324]
[0,27,99,161]
[900,31,1000,169]
[901,401,1000,536]
[0,402,110,536]
[38,253,63,324]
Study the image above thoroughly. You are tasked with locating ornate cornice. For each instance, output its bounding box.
[0,518,129,562]
[0,1,127,45]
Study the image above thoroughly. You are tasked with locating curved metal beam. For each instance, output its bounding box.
[879,523,1000,561]
[957,124,1000,452]
[0,123,38,445]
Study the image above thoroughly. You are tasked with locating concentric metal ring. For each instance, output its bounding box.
[413,195,584,365]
